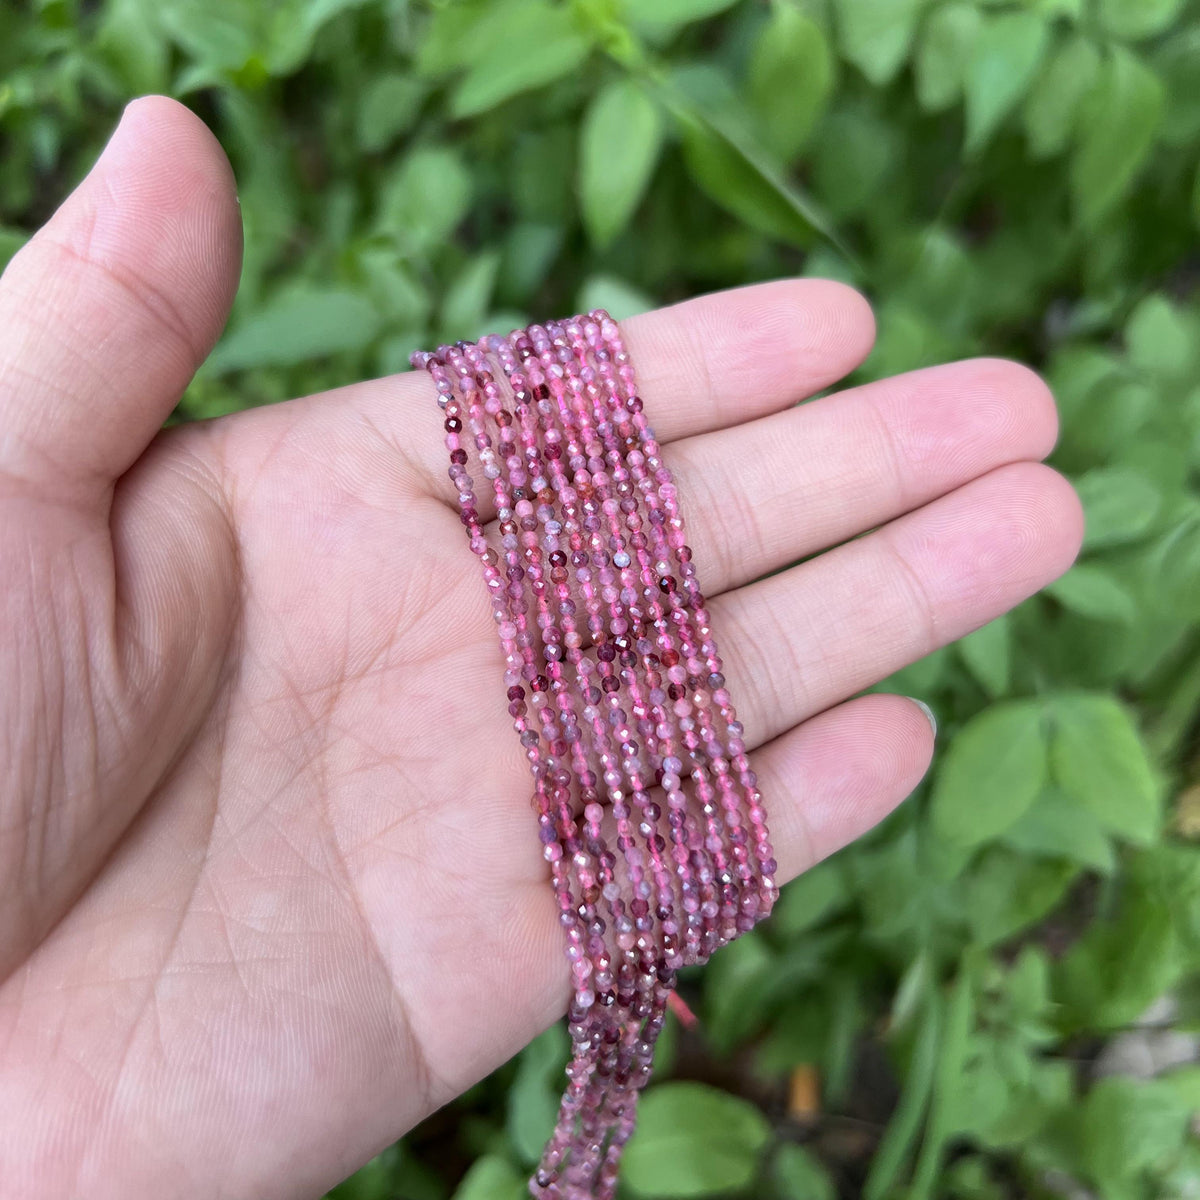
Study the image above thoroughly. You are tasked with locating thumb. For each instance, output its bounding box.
[0,95,242,500]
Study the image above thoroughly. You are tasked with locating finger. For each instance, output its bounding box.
[0,96,241,497]
[344,277,876,507]
[670,356,1060,595]
[714,462,1083,749]
[620,277,876,440]
[756,693,935,881]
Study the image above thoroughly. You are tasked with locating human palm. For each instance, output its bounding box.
[0,99,1082,1199]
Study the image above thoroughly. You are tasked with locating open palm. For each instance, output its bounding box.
[0,99,1082,1200]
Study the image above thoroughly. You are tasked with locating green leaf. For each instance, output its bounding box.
[441,251,501,340]
[930,701,1048,848]
[623,1083,771,1198]
[1006,944,1054,1021]
[771,1142,835,1200]
[1074,465,1162,549]
[676,104,842,252]
[772,860,849,938]
[835,0,925,87]
[755,993,833,1076]
[877,646,951,699]
[890,950,934,1035]
[703,929,775,1051]
[1097,0,1185,40]
[914,3,982,113]
[501,222,562,302]
[357,251,432,330]
[1046,564,1137,624]
[939,1157,1008,1200]
[630,0,741,37]
[1049,345,1123,425]
[357,73,426,153]
[579,78,664,248]
[449,2,591,118]
[809,106,898,221]
[377,146,473,254]
[450,1154,527,1200]
[1126,293,1196,379]
[1080,1077,1190,1185]
[576,274,655,321]
[1071,46,1164,227]
[511,126,575,222]
[325,1149,397,1200]
[1146,503,1200,617]
[864,990,941,1200]
[1022,34,1102,159]
[266,0,373,76]
[1001,787,1116,873]
[1163,1066,1200,1110]
[1158,27,1200,147]
[158,1,255,74]
[327,1145,443,1200]
[957,615,1010,699]
[1056,851,1190,1030]
[748,6,834,159]
[207,287,381,372]
[1050,694,1162,844]
[962,848,1078,946]
[506,1023,568,1166]
[96,0,170,93]
[660,69,851,256]
[391,1149,447,1200]
[911,966,974,1198]
[964,12,1049,154]
[416,1,489,76]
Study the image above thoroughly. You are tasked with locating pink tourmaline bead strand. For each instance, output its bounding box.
[526,327,677,1183]
[591,314,779,915]
[530,328,682,936]
[481,335,642,1190]
[549,317,719,963]
[579,323,746,947]
[522,328,668,1196]
[411,310,776,1200]
[427,345,595,964]
[454,339,626,1199]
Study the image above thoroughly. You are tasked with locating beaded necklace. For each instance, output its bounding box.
[413,312,777,1199]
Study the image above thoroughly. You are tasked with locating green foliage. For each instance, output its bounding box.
[622,1082,771,1197]
[930,700,1048,848]
[5,0,1200,1197]
[748,6,833,160]
[770,1142,835,1200]
[579,78,664,247]
[505,1023,569,1166]
[964,11,1048,154]
[448,1153,526,1200]
[1071,45,1165,227]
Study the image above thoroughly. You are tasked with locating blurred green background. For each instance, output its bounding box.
[4,0,1200,1196]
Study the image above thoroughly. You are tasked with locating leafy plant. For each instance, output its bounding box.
[5,0,1200,1196]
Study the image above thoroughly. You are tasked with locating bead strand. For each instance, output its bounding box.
[483,335,637,1194]
[411,311,777,1200]
[591,314,779,915]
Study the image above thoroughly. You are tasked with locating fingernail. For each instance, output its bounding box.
[909,698,937,738]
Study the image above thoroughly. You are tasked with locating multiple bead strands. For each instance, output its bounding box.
[412,312,778,1199]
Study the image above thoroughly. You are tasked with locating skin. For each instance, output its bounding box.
[0,97,1083,1199]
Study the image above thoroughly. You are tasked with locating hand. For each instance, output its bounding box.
[0,98,1082,1199]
